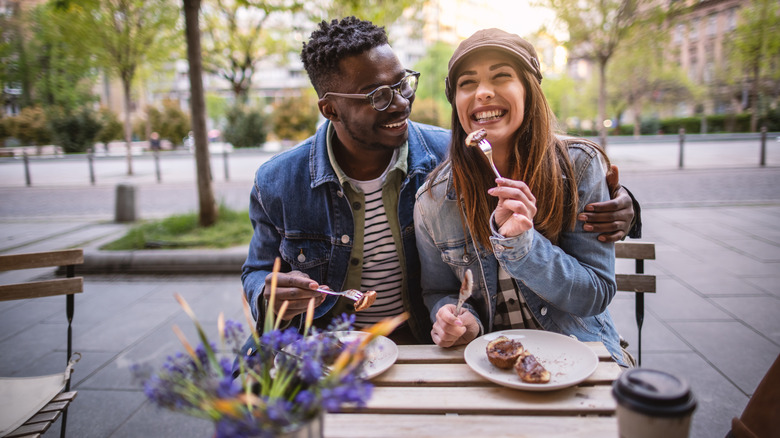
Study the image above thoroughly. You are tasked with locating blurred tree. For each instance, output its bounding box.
[28,3,99,111]
[1,2,97,112]
[310,0,424,27]
[95,107,123,148]
[63,0,181,175]
[146,100,192,147]
[0,2,33,109]
[9,106,52,150]
[206,92,230,129]
[541,75,579,132]
[201,0,304,103]
[270,90,320,142]
[184,0,219,227]
[606,22,697,137]
[725,0,780,132]
[539,0,671,147]
[413,41,454,129]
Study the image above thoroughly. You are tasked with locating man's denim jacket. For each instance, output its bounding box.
[414,140,627,365]
[242,120,449,343]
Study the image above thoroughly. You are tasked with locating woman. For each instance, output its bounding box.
[413,28,630,366]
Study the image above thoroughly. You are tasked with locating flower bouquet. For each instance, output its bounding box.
[134,258,406,437]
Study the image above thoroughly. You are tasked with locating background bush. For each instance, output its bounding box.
[270,91,320,142]
[223,105,268,148]
[48,107,102,153]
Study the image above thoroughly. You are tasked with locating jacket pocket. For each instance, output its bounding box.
[280,238,331,277]
[440,241,477,267]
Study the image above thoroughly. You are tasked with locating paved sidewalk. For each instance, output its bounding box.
[1,143,779,437]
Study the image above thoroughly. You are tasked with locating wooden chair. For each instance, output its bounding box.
[615,241,656,366]
[0,249,84,438]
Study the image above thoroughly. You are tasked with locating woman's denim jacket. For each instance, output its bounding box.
[242,120,449,342]
[414,140,627,365]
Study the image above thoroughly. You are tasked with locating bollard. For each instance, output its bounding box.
[760,126,767,167]
[115,183,137,222]
[154,151,162,183]
[223,149,230,181]
[23,152,31,186]
[88,150,96,185]
[678,128,685,169]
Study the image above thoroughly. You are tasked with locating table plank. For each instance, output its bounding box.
[396,344,466,363]
[325,414,617,438]
[395,342,612,363]
[373,361,621,387]
[343,386,616,415]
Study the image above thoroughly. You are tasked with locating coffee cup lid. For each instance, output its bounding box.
[612,368,697,417]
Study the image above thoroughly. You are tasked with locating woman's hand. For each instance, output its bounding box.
[488,178,537,237]
[431,304,480,347]
[264,271,325,320]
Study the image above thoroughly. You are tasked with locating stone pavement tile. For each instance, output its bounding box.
[0,220,90,252]
[711,296,780,344]
[45,388,148,438]
[642,352,748,438]
[73,295,181,351]
[111,401,212,438]
[140,275,245,323]
[682,273,768,297]
[0,319,65,376]
[646,277,733,320]
[668,320,780,394]
[1,221,128,254]
[717,237,780,262]
[0,295,61,341]
[81,311,231,392]
[742,274,780,297]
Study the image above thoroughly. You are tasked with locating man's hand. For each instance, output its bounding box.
[264,271,325,320]
[580,164,635,242]
[431,304,480,348]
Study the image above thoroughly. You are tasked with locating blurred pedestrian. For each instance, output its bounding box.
[149,132,161,152]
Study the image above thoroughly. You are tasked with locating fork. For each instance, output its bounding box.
[466,129,501,178]
[316,288,363,302]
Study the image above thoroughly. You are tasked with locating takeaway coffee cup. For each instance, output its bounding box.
[612,368,697,438]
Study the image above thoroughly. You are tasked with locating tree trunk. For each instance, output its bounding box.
[184,0,218,227]
[122,78,134,175]
[750,61,760,132]
[633,99,641,138]
[598,58,608,149]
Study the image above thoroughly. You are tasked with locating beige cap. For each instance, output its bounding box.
[445,28,542,102]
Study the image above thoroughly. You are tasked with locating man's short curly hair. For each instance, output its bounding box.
[301,16,388,97]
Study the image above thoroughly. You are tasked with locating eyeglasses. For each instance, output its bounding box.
[322,70,420,111]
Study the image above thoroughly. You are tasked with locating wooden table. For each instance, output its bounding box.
[324,342,620,437]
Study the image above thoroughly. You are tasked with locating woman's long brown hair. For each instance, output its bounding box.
[429,59,592,249]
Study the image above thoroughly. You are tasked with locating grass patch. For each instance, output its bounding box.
[101,205,252,250]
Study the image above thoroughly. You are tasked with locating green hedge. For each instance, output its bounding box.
[603,111,777,136]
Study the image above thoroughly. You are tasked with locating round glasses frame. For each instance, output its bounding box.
[321,70,420,111]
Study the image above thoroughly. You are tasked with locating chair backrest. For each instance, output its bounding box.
[0,249,83,438]
[614,241,656,366]
[0,249,84,301]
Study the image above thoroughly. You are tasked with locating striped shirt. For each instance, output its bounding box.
[492,265,541,331]
[346,165,404,327]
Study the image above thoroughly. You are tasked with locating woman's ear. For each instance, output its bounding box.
[318,99,339,122]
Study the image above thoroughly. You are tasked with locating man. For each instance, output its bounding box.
[241,17,638,344]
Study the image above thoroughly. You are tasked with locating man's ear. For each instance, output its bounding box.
[318,98,339,122]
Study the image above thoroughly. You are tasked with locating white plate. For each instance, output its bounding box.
[464,330,598,391]
[277,331,398,380]
[334,331,398,379]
